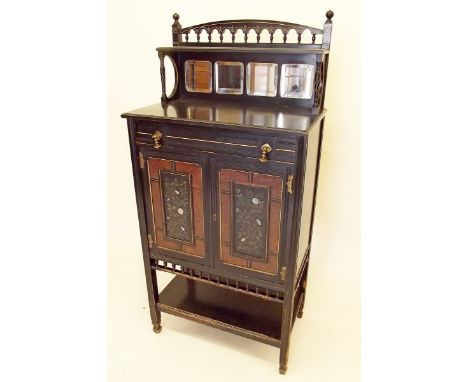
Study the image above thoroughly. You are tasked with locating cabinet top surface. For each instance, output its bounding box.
[121,99,324,132]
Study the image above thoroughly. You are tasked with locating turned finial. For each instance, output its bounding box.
[172,12,182,45]
[322,10,334,48]
[172,13,181,29]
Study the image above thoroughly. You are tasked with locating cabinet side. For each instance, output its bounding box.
[295,119,323,277]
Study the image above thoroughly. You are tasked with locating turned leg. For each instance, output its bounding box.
[279,286,294,374]
[279,312,292,374]
[297,266,309,319]
[151,269,162,333]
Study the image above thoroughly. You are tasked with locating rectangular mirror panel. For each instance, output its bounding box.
[246,63,278,97]
[185,60,212,93]
[280,64,315,99]
[215,62,244,95]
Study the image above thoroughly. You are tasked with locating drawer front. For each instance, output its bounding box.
[134,120,297,164]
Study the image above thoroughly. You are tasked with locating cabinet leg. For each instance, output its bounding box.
[297,286,307,319]
[279,292,293,374]
[279,336,290,375]
[279,363,287,375]
[297,262,310,319]
[297,302,305,318]
[149,269,162,334]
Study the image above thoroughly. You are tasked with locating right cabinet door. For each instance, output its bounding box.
[211,155,294,284]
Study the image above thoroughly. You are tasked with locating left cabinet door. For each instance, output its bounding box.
[140,149,211,266]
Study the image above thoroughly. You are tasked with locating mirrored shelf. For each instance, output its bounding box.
[182,61,319,102]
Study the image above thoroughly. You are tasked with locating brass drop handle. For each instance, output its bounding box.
[152,130,162,149]
[258,143,272,163]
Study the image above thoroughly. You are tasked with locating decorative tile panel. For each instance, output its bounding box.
[232,183,269,260]
[160,171,194,244]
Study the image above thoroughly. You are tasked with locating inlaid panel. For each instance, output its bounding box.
[219,169,283,275]
[148,158,205,258]
[160,171,194,243]
[232,183,269,260]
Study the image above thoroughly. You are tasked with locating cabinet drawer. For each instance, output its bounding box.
[134,120,297,163]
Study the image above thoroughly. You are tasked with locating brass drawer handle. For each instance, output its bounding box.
[259,143,272,163]
[152,130,162,149]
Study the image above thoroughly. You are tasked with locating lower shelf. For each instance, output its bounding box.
[158,276,283,347]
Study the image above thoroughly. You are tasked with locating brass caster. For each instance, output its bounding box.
[279,365,287,375]
[297,310,304,319]
[153,324,162,334]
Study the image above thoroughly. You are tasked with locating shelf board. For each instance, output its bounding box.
[156,46,329,54]
[158,276,283,347]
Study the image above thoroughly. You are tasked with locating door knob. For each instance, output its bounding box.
[259,143,272,163]
[152,130,163,149]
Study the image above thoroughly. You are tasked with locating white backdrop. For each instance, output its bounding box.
[108,1,360,381]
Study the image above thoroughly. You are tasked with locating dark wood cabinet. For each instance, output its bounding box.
[121,10,334,374]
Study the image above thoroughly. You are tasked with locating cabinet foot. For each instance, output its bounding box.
[297,310,304,318]
[153,324,162,334]
[279,365,287,375]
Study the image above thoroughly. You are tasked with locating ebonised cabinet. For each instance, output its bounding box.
[121,11,334,374]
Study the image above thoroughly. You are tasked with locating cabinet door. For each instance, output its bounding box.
[211,156,294,283]
[141,150,211,266]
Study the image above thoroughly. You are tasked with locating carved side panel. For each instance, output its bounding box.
[219,169,283,275]
[148,158,205,258]
[313,60,324,108]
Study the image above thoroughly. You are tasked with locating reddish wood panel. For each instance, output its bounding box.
[219,169,232,192]
[252,173,283,199]
[150,181,164,228]
[148,157,172,179]
[155,228,178,251]
[181,238,205,258]
[221,244,248,267]
[268,200,282,253]
[220,192,231,243]
[230,169,250,183]
[250,254,278,274]
[219,169,250,192]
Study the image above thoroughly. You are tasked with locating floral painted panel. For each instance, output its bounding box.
[160,171,194,244]
[232,183,269,260]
